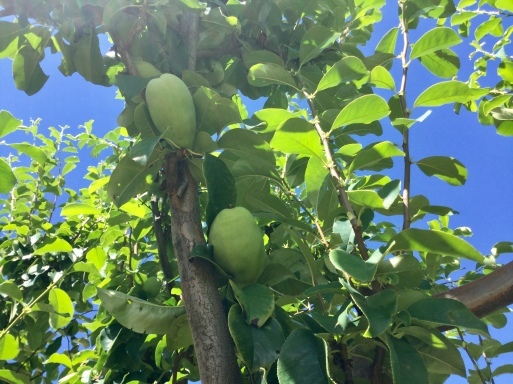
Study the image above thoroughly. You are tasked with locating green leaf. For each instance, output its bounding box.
[375,27,399,55]
[418,49,460,79]
[48,288,74,329]
[10,143,47,165]
[107,152,163,207]
[316,56,369,92]
[305,156,328,211]
[299,25,340,67]
[86,247,107,271]
[386,334,429,384]
[61,203,101,217]
[407,298,488,334]
[0,21,23,59]
[416,156,467,186]
[253,108,297,132]
[203,153,237,229]
[413,81,488,108]
[277,329,329,384]
[401,326,466,376]
[33,238,73,255]
[410,27,462,60]
[0,281,23,301]
[347,190,384,209]
[97,288,186,334]
[376,254,424,289]
[370,65,396,90]
[348,141,404,175]
[343,281,397,337]
[193,86,242,134]
[167,314,193,351]
[0,369,29,384]
[0,110,22,138]
[231,284,274,328]
[0,334,19,360]
[73,31,107,85]
[0,159,16,193]
[270,118,324,159]
[13,45,48,95]
[129,135,162,166]
[331,94,390,130]
[387,228,484,263]
[45,353,73,368]
[247,63,297,89]
[228,304,284,373]
[329,248,383,282]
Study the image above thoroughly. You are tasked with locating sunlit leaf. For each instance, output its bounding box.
[271,118,324,159]
[332,95,390,130]
[10,143,47,165]
[370,66,396,90]
[33,238,73,255]
[387,228,484,263]
[61,203,101,217]
[0,334,19,360]
[414,81,488,108]
[416,156,467,186]
[316,56,369,92]
[348,141,404,175]
[410,27,462,60]
[0,159,16,193]
[49,288,74,329]
[0,110,21,138]
[97,288,186,334]
[299,25,339,67]
[248,63,297,88]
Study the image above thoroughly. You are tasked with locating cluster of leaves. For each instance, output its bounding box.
[1,0,513,383]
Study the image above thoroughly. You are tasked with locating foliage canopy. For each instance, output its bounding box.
[1,0,513,383]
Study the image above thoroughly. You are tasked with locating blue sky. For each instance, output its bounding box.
[1,4,513,382]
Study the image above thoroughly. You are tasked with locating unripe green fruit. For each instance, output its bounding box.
[209,207,266,287]
[133,60,162,78]
[142,277,161,298]
[146,74,196,149]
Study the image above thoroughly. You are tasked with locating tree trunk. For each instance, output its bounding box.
[163,10,242,384]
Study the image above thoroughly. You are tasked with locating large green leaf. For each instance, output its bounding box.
[410,27,462,60]
[107,152,163,207]
[348,141,404,175]
[0,369,29,384]
[203,153,237,229]
[329,248,383,282]
[33,238,73,255]
[193,86,242,134]
[0,334,19,360]
[277,329,329,384]
[386,334,429,384]
[305,156,328,211]
[416,156,467,186]
[331,94,390,130]
[270,118,324,159]
[0,110,21,138]
[232,284,275,327]
[247,63,297,89]
[48,288,74,329]
[0,21,23,58]
[0,159,16,193]
[253,108,297,132]
[228,304,284,373]
[299,25,340,67]
[387,228,484,263]
[73,31,108,85]
[10,143,47,165]
[61,203,101,217]
[13,45,48,95]
[97,288,186,334]
[316,56,369,92]
[419,49,460,78]
[413,81,488,108]
[407,298,488,334]
[370,65,396,90]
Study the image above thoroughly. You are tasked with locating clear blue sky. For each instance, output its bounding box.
[1,4,512,382]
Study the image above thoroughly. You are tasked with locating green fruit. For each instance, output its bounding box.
[133,60,162,78]
[209,207,266,286]
[145,74,196,149]
[142,277,161,298]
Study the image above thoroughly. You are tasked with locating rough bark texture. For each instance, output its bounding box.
[435,261,513,319]
[163,9,241,384]
[166,154,241,384]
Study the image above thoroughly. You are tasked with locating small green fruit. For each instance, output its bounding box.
[142,277,161,298]
[145,73,196,149]
[133,60,162,78]
[209,207,266,286]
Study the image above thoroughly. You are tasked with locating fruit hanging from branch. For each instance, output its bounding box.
[145,73,197,149]
[209,206,266,287]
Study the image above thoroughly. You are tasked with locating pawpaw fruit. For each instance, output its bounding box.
[133,60,162,78]
[142,277,161,298]
[145,74,196,149]
[209,207,266,286]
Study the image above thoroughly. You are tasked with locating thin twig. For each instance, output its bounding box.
[457,328,487,384]
[398,3,412,230]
